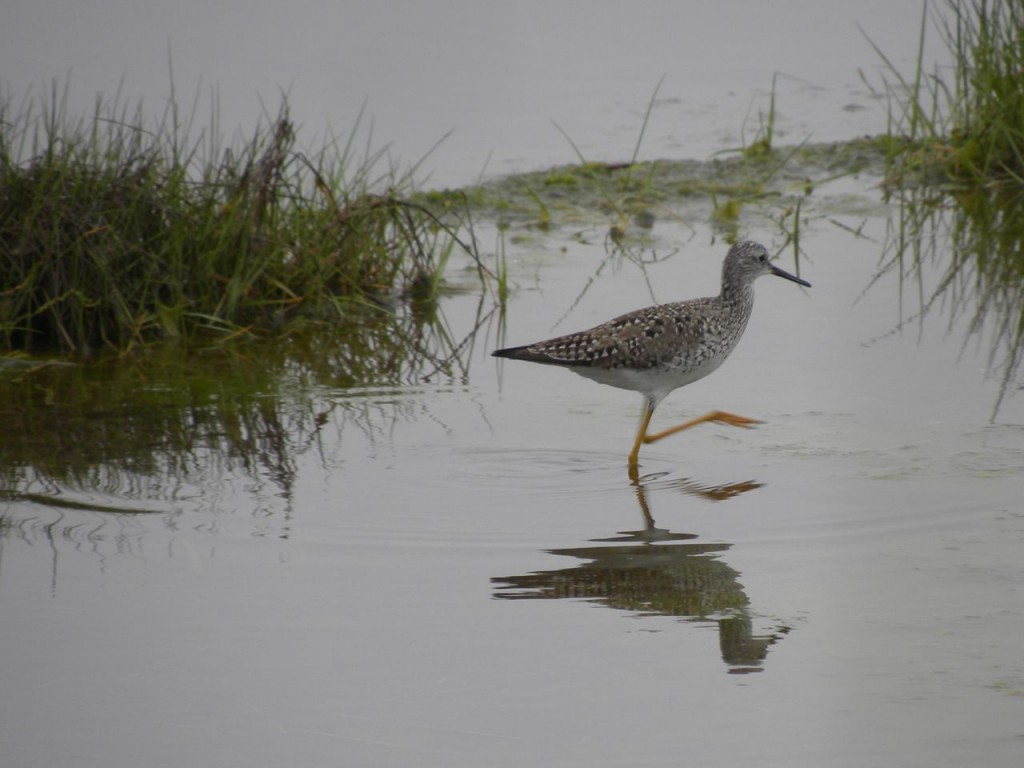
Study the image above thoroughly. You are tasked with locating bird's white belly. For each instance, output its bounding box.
[568,351,729,401]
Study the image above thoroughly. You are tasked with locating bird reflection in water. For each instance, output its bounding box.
[492,471,789,673]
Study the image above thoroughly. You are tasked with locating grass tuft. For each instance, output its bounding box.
[869,0,1024,418]
[0,83,487,354]
[868,0,1024,186]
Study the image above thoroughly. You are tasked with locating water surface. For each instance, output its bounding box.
[2,0,947,187]
[3,3,1024,768]
[4,181,1023,767]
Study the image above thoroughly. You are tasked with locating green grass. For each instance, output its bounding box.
[869,0,1024,185]
[0,83,490,355]
[869,0,1024,418]
[742,72,779,159]
[944,0,1024,180]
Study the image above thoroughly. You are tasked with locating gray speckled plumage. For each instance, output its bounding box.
[493,241,810,411]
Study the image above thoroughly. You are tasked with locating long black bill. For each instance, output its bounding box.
[770,263,811,288]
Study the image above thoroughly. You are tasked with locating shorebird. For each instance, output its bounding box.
[492,241,810,469]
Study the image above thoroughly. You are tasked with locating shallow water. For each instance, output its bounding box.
[4,180,1024,767]
[2,0,947,188]
[4,3,1024,768]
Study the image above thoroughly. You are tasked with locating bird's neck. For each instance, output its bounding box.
[720,282,755,310]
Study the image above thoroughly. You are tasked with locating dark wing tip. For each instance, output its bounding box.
[492,344,539,361]
[492,343,587,366]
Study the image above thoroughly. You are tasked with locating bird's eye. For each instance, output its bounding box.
[758,253,767,263]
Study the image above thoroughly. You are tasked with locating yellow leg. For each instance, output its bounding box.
[627,403,655,469]
[645,409,761,444]
[628,403,761,470]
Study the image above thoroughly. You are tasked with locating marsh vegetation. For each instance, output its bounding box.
[871,0,1024,415]
[2,0,1022,471]
[0,86,496,355]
